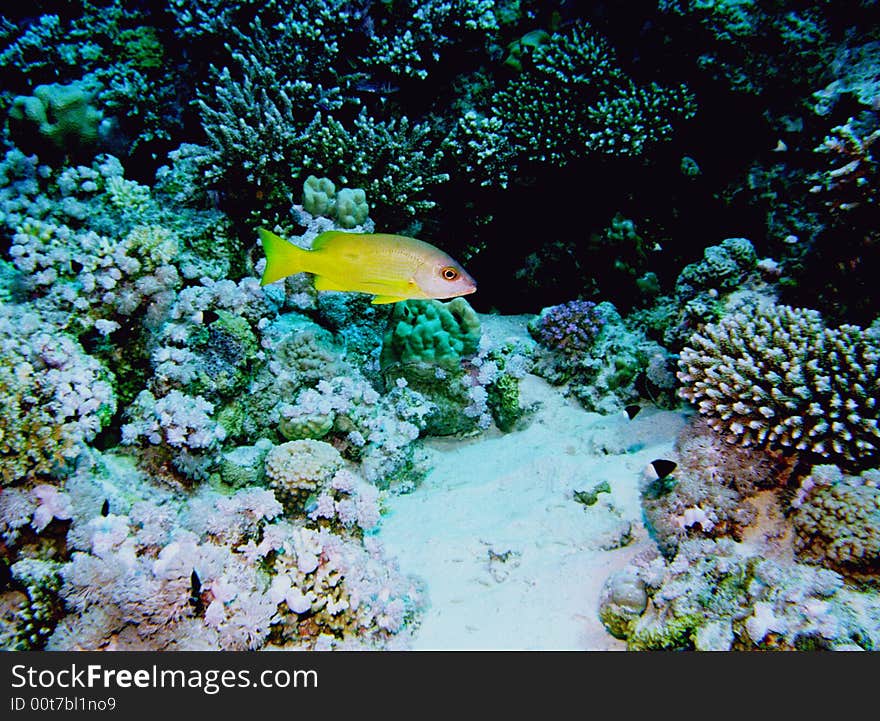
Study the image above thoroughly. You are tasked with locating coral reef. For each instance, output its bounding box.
[600,540,880,650]
[530,301,677,413]
[380,297,489,435]
[642,417,796,556]
[0,304,115,485]
[2,0,880,655]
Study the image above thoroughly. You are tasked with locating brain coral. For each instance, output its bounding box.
[677,304,880,467]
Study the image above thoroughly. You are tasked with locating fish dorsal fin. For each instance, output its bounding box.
[371,294,407,304]
[312,230,359,250]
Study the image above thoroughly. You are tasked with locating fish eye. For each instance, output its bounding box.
[441,266,460,281]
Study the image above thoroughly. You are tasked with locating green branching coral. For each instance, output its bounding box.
[454,21,696,187]
[658,0,833,96]
[678,304,880,467]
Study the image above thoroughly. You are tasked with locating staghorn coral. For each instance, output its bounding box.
[678,303,880,467]
[791,465,880,577]
[454,21,695,187]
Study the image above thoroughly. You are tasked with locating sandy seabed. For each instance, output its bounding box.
[378,315,688,650]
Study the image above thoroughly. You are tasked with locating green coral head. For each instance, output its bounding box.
[9,81,104,154]
[381,297,482,371]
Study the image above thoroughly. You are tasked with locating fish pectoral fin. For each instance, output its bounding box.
[313,275,349,292]
[371,294,408,304]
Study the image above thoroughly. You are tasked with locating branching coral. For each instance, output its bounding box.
[810,112,879,215]
[678,303,880,467]
[453,21,696,187]
[658,0,833,96]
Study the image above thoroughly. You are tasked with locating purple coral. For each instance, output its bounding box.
[530,300,606,357]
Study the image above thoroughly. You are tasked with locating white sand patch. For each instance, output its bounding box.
[378,342,687,648]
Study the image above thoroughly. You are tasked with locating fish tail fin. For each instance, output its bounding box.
[259,227,308,286]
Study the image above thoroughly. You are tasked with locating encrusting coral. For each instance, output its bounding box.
[791,464,880,578]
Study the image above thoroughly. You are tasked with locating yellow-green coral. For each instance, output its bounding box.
[380,297,481,370]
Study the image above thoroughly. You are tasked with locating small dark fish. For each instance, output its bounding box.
[101,499,110,517]
[71,259,84,274]
[623,404,641,420]
[202,309,219,325]
[646,459,677,480]
[189,569,203,612]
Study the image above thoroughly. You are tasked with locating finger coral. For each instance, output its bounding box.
[678,303,880,467]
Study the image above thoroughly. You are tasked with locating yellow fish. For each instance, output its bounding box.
[258,228,477,304]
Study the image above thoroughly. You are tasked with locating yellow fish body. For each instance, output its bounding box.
[259,228,477,304]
